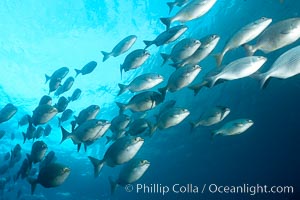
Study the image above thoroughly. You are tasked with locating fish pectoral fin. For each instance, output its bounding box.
[234,123,244,127]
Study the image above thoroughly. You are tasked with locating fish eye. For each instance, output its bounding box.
[261,17,266,20]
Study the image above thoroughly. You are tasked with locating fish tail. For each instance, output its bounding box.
[210,129,218,142]
[213,52,224,67]
[105,136,112,145]
[143,40,153,49]
[58,117,61,127]
[243,44,256,56]
[27,177,38,195]
[115,102,127,114]
[45,74,51,84]
[22,132,26,144]
[108,176,118,195]
[120,64,123,80]
[160,53,170,66]
[60,126,71,144]
[207,75,218,88]
[74,69,81,77]
[101,51,111,62]
[160,17,171,30]
[88,156,104,177]
[188,85,202,96]
[166,2,176,14]
[189,121,197,132]
[158,86,168,99]
[251,73,270,89]
[117,83,128,96]
[148,123,157,137]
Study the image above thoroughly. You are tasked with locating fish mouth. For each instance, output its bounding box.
[247,119,254,124]
[135,137,144,142]
[63,167,71,173]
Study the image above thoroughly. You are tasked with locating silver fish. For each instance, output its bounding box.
[120,49,150,79]
[118,73,164,96]
[255,45,300,89]
[143,25,188,49]
[116,91,164,114]
[159,65,201,98]
[212,119,254,138]
[88,136,144,177]
[160,0,217,29]
[244,17,300,56]
[215,17,272,66]
[172,34,220,68]
[101,35,137,62]
[161,38,201,65]
[109,159,150,194]
[207,56,267,87]
[190,106,230,130]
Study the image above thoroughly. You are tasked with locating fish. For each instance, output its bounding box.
[101,35,137,62]
[28,163,70,194]
[118,73,164,96]
[110,114,131,134]
[61,119,111,152]
[54,96,69,113]
[212,119,254,138]
[34,126,44,140]
[171,34,220,68]
[45,67,69,84]
[48,77,62,94]
[143,25,188,49]
[18,114,31,127]
[22,121,36,143]
[166,0,189,14]
[88,136,144,177]
[254,45,300,89]
[0,103,18,124]
[190,106,230,130]
[244,17,300,56]
[116,91,164,114]
[32,104,58,126]
[38,95,52,106]
[206,56,267,87]
[16,158,30,180]
[120,49,150,79]
[54,76,75,96]
[215,17,272,66]
[75,61,97,77]
[150,107,190,135]
[71,105,100,129]
[9,144,22,168]
[44,124,52,137]
[27,141,48,167]
[39,151,57,170]
[58,109,74,127]
[155,100,177,119]
[68,88,82,102]
[158,65,201,98]
[160,0,217,29]
[109,159,150,194]
[0,130,5,140]
[160,38,201,65]
[126,118,150,136]
[106,130,126,145]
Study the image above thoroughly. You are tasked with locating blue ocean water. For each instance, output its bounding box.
[0,0,299,200]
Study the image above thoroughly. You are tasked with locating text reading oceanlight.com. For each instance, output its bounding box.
[124,183,294,196]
